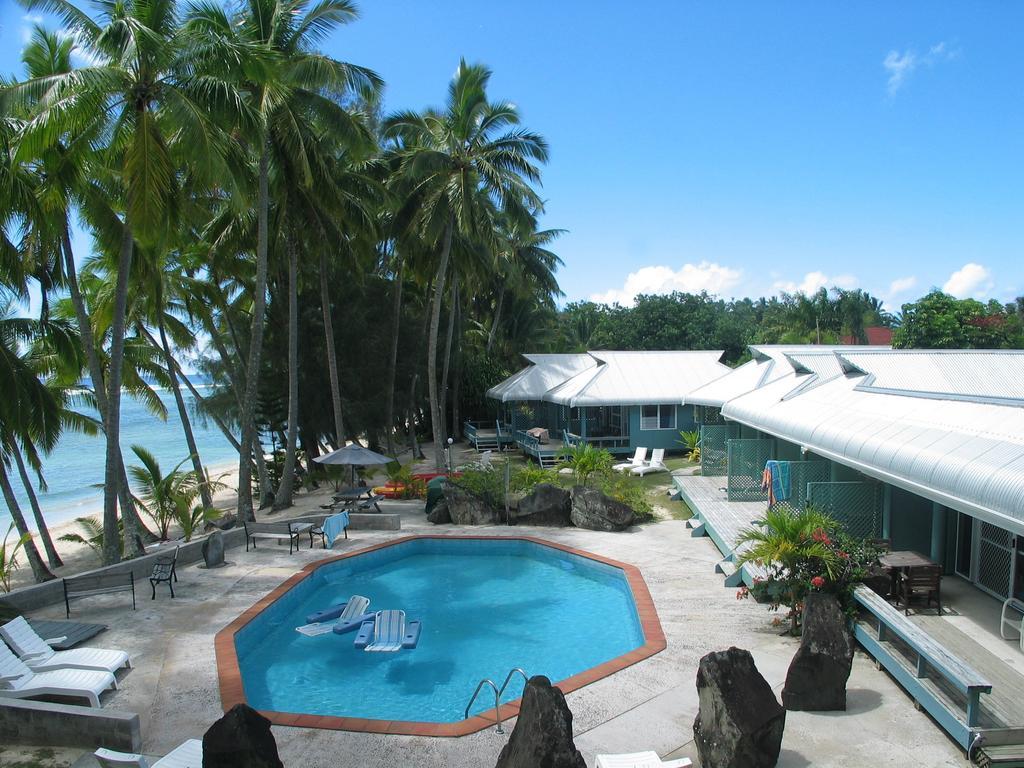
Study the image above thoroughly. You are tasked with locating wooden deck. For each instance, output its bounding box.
[672,474,768,586]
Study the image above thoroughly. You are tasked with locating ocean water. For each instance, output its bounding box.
[235,538,644,722]
[1,381,239,533]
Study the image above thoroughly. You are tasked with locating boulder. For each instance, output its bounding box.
[512,484,571,526]
[427,497,452,525]
[569,486,634,531]
[209,514,237,531]
[782,592,855,711]
[494,676,586,768]
[693,647,785,768]
[202,530,226,568]
[444,485,501,525]
[202,703,283,768]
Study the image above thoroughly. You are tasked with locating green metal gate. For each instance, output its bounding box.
[727,439,775,501]
[806,481,883,539]
[700,423,739,476]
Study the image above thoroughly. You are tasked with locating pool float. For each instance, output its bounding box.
[305,602,348,624]
[353,610,422,651]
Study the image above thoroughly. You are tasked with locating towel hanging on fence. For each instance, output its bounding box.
[762,461,792,506]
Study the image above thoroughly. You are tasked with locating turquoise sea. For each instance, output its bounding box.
[1,381,239,533]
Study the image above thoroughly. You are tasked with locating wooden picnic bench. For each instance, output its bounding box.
[243,521,312,554]
[63,572,136,618]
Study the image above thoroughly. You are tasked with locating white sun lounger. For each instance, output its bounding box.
[613,446,648,473]
[0,616,131,675]
[296,595,371,636]
[596,751,692,768]
[364,609,406,652]
[0,641,116,707]
[631,448,668,477]
[95,738,203,768]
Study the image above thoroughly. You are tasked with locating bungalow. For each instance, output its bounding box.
[475,350,730,465]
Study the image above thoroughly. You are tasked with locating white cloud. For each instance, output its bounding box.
[20,14,44,44]
[888,276,917,295]
[943,262,993,298]
[883,40,960,95]
[772,271,858,296]
[589,261,742,306]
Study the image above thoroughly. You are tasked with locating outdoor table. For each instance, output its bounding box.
[878,550,940,602]
[333,487,374,502]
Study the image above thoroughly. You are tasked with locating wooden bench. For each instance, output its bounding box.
[63,572,136,618]
[854,585,992,748]
[243,521,311,554]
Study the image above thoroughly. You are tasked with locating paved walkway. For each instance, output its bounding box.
[32,500,965,768]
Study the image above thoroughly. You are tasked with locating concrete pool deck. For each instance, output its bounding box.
[24,502,967,767]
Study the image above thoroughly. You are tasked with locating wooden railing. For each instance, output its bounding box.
[853,585,992,749]
[563,432,632,450]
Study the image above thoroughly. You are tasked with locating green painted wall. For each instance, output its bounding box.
[628,404,694,452]
[889,486,934,555]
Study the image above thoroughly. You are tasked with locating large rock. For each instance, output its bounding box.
[427,497,452,525]
[693,647,785,768]
[494,676,586,768]
[782,592,855,711]
[569,486,634,531]
[202,703,283,768]
[512,484,571,526]
[444,485,501,525]
[202,530,226,568]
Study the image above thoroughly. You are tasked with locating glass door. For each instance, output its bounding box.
[1014,535,1024,601]
[955,512,975,580]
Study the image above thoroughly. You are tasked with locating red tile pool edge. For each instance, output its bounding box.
[214,534,666,737]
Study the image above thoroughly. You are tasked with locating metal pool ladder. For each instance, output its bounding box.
[464,667,529,734]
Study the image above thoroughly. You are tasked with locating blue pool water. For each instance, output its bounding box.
[235,538,645,723]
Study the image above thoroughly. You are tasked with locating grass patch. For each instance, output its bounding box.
[0,747,66,768]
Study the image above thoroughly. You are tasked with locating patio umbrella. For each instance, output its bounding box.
[314,443,395,486]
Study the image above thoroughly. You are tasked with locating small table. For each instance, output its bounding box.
[878,551,939,604]
[333,487,374,502]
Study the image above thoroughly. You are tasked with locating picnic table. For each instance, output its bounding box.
[878,550,938,570]
[329,486,384,513]
[333,486,375,502]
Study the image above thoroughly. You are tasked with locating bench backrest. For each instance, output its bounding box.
[243,522,294,534]
[64,571,134,593]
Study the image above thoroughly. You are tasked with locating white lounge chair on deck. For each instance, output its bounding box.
[95,738,203,768]
[365,609,406,652]
[631,448,668,477]
[0,616,131,675]
[0,641,116,707]
[596,751,692,768]
[613,447,648,473]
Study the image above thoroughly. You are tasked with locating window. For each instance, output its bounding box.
[640,404,676,431]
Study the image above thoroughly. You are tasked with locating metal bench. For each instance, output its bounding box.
[149,545,179,599]
[243,521,310,554]
[854,585,993,749]
[63,572,136,618]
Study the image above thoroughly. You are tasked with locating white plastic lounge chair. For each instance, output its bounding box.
[0,616,131,675]
[296,595,370,636]
[0,641,116,707]
[613,446,648,473]
[631,448,668,477]
[596,751,692,768]
[364,609,406,652]
[95,738,203,768]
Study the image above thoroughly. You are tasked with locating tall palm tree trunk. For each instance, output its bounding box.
[0,461,54,582]
[439,276,457,445]
[101,220,135,564]
[62,230,148,553]
[450,296,463,441]
[237,139,271,521]
[155,316,213,509]
[275,236,300,509]
[383,257,404,456]
[427,219,454,469]
[10,443,62,568]
[486,284,505,353]
[319,249,345,447]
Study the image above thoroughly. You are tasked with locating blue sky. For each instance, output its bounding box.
[2,0,1021,311]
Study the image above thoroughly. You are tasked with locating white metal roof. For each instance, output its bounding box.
[544,350,730,407]
[720,351,1024,535]
[485,354,597,402]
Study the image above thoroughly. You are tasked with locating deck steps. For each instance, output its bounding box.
[976,745,1024,767]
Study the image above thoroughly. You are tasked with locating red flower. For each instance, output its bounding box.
[811,576,826,589]
[838,551,849,559]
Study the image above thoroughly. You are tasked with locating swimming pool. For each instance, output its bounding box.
[217,536,665,735]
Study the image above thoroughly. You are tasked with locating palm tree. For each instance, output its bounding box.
[7,0,246,563]
[385,60,548,468]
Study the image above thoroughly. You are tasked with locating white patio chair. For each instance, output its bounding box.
[613,447,648,473]
[95,738,203,768]
[0,641,116,708]
[596,751,692,768]
[631,448,668,476]
[0,616,130,675]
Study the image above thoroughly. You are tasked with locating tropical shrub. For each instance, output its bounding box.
[128,446,223,541]
[0,523,31,592]
[58,517,110,557]
[678,430,700,462]
[510,465,558,494]
[735,505,882,634]
[451,466,505,508]
[599,475,654,521]
[384,462,427,499]
[558,443,613,486]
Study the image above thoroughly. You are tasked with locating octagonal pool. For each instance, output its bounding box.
[220,536,662,733]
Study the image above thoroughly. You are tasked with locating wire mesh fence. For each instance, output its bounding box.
[727,439,775,501]
[977,522,1013,598]
[772,461,830,512]
[700,423,739,476]
[806,480,883,538]
[694,405,724,425]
